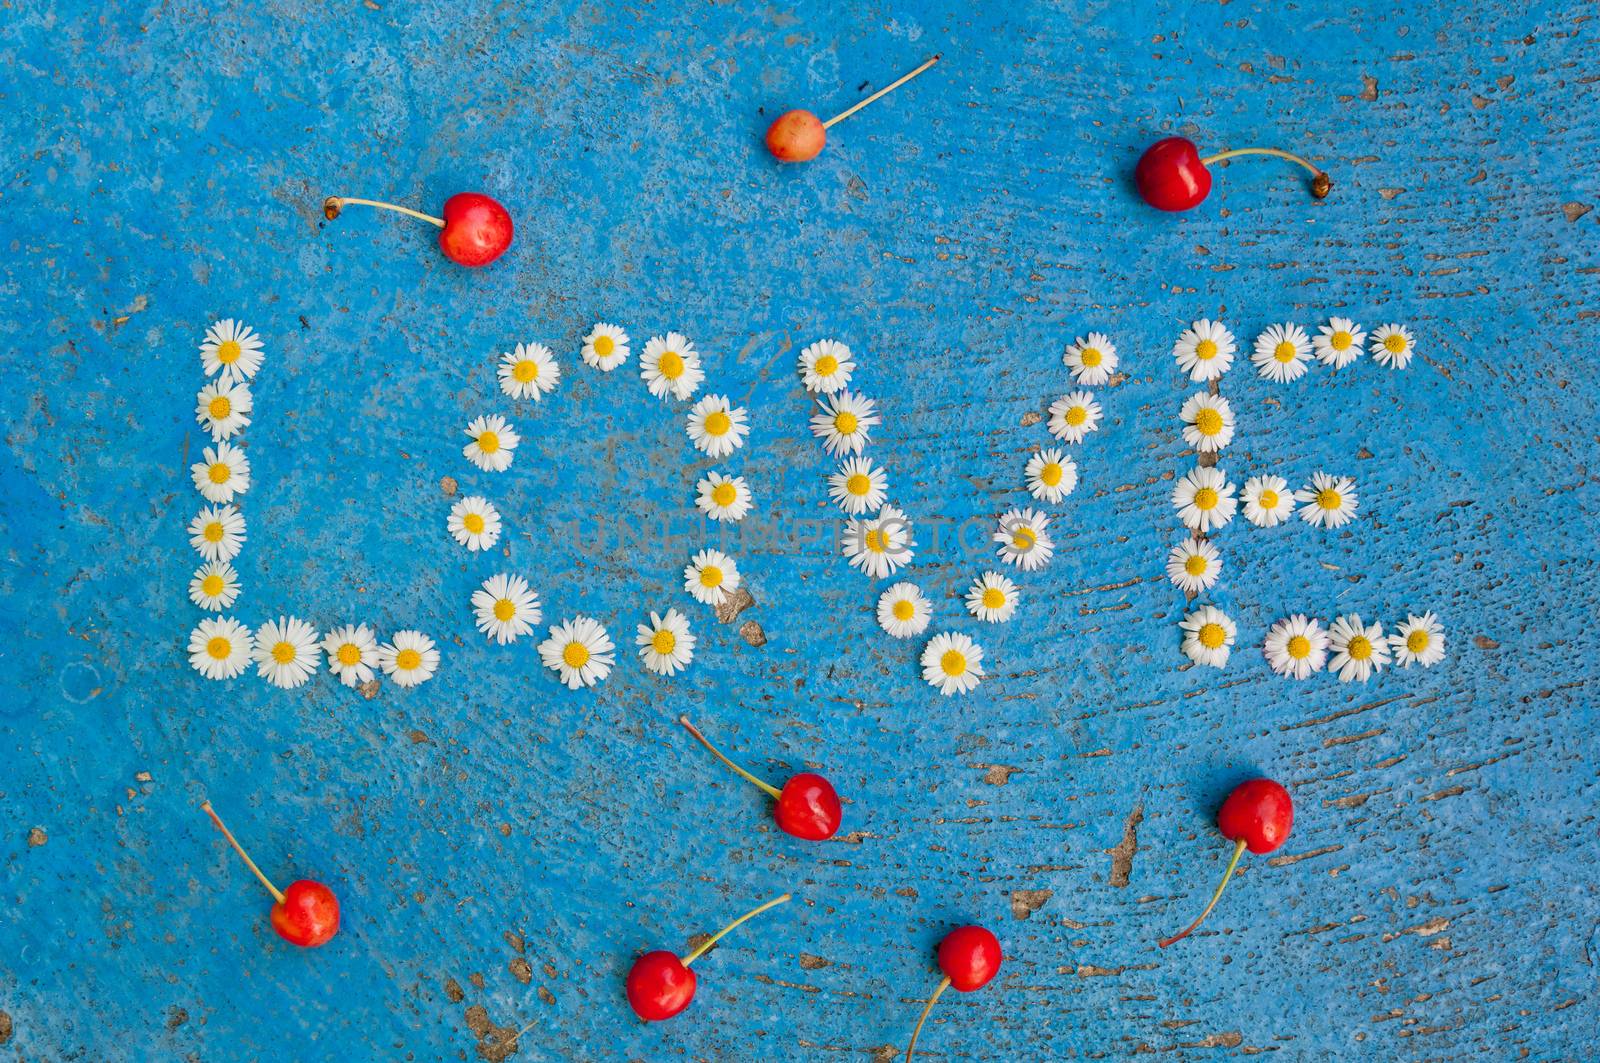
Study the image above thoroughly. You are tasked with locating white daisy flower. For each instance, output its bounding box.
[539,616,615,689]
[921,632,985,696]
[190,441,251,504]
[379,629,440,688]
[1241,475,1293,528]
[253,616,321,690]
[187,616,253,680]
[810,391,879,456]
[498,342,561,401]
[471,573,542,645]
[195,381,253,441]
[322,624,379,687]
[843,505,914,579]
[827,456,889,515]
[1063,331,1119,386]
[965,571,1020,624]
[1165,537,1222,595]
[1252,323,1313,383]
[582,322,630,371]
[686,394,750,459]
[684,549,742,607]
[640,332,705,401]
[1295,471,1358,529]
[463,414,519,473]
[876,582,931,639]
[1389,611,1446,668]
[188,560,240,611]
[798,339,855,394]
[1047,391,1102,444]
[1172,466,1237,534]
[636,608,696,676]
[1179,605,1236,668]
[199,319,264,384]
[188,504,247,563]
[1328,614,1392,683]
[1370,323,1416,369]
[1025,448,1078,504]
[1172,319,1236,382]
[448,496,502,551]
[1179,392,1235,453]
[1263,614,1329,679]
[695,471,753,523]
[1313,317,1367,369]
[994,507,1053,571]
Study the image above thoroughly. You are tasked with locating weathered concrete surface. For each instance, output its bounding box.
[1,1,1595,1059]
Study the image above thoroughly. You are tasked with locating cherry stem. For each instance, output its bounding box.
[904,975,951,1063]
[322,196,445,228]
[200,801,285,904]
[680,892,792,967]
[1199,147,1332,198]
[823,54,942,130]
[678,715,782,800]
[1158,837,1248,948]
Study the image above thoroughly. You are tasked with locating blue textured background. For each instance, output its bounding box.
[3,1,1596,1059]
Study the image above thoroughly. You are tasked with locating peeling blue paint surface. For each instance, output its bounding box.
[2,1,1596,1059]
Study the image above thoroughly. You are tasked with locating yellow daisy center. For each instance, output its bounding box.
[1040,462,1063,486]
[206,636,232,659]
[562,642,590,668]
[208,396,232,419]
[1193,486,1218,511]
[659,350,685,379]
[1184,554,1208,576]
[593,335,615,357]
[940,650,968,677]
[477,431,500,454]
[203,521,225,543]
[1258,489,1279,509]
[700,565,723,588]
[512,359,539,382]
[271,641,296,664]
[981,587,1006,610]
[652,629,677,655]
[864,529,886,553]
[1198,623,1227,649]
[463,512,486,534]
[1287,635,1312,659]
[835,411,859,436]
[1317,488,1343,511]
[1274,341,1297,363]
[814,353,838,376]
[1384,333,1407,353]
[892,599,915,621]
[1195,338,1218,361]
[1080,347,1103,367]
[1194,408,1224,436]
[215,339,241,364]
[1347,635,1373,661]
[1331,330,1352,351]
[493,599,516,621]
[705,411,731,436]
[207,463,231,484]
[201,573,225,596]
[846,472,872,496]
[396,648,422,670]
[337,643,362,665]
[711,482,738,507]
[1065,405,1087,426]
[1406,629,1430,653]
[1012,527,1036,550]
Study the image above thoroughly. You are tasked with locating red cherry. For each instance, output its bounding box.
[679,716,841,841]
[201,801,340,949]
[322,192,513,268]
[625,893,792,1022]
[1135,136,1331,212]
[764,55,941,164]
[270,879,341,948]
[1158,778,1294,948]
[905,924,1003,1061]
